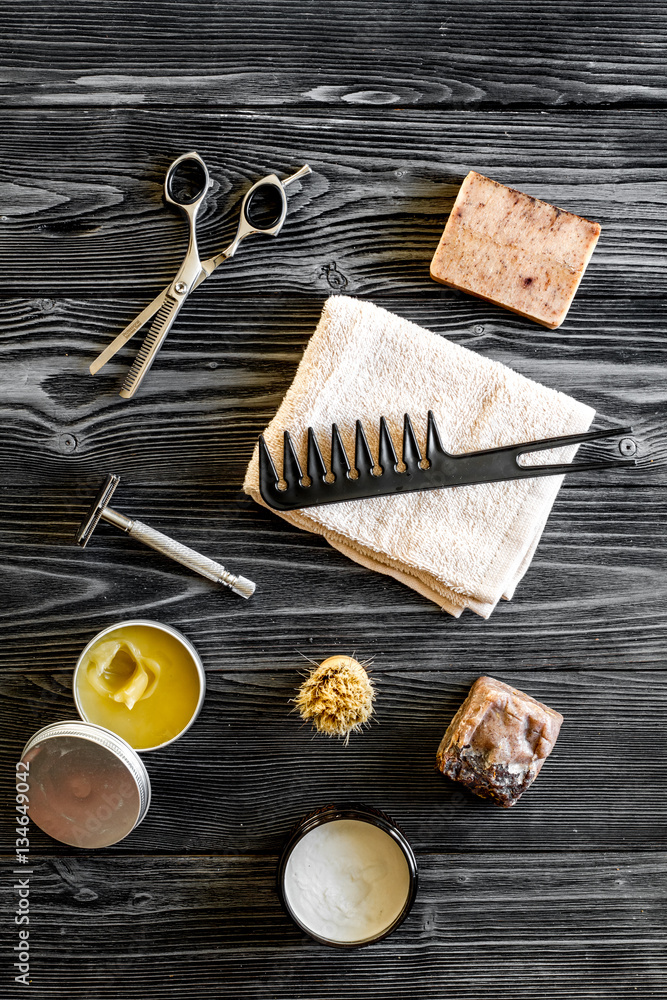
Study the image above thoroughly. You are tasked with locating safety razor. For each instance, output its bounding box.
[76,474,255,599]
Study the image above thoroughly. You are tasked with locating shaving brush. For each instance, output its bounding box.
[294,655,375,741]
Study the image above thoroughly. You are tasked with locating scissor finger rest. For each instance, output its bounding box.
[258,413,638,512]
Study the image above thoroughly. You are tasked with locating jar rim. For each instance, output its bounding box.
[72,619,206,752]
[277,802,418,948]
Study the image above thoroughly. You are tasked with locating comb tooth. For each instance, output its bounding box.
[330,423,351,480]
[402,413,422,470]
[283,431,303,488]
[426,410,446,460]
[282,430,304,485]
[307,427,327,482]
[354,420,374,475]
[378,416,398,472]
[259,435,280,487]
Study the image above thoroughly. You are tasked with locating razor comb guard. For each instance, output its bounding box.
[258,412,636,512]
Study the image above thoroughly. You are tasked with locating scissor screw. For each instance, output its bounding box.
[619,437,637,457]
[174,281,187,294]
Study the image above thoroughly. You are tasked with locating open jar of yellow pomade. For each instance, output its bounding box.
[73,620,205,752]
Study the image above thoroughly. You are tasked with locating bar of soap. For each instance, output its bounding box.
[436,676,563,807]
[430,171,601,329]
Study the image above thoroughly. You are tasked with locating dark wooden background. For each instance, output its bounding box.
[1,3,665,997]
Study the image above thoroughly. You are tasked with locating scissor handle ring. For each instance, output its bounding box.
[164,151,210,209]
[240,174,288,237]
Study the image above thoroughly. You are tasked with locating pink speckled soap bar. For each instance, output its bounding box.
[430,171,601,329]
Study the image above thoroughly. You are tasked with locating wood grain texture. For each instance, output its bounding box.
[0,110,665,297]
[1,669,665,854]
[0,484,665,673]
[1,5,666,997]
[3,1,667,109]
[0,294,663,483]
[0,854,664,999]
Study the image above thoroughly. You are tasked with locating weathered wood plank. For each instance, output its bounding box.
[2,669,665,853]
[0,854,664,998]
[0,110,664,297]
[0,484,665,671]
[1,9,666,995]
[3,1,667,109]
[0,294,663,483]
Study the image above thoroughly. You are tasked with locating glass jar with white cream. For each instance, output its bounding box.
[278,803,418,947]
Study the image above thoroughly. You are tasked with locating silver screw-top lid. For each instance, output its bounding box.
[20,721,151,849]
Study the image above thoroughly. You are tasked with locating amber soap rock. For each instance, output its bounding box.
[436,676,563,808]
[430,171,601,329]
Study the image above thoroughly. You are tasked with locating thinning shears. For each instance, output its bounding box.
[90,152,311,398]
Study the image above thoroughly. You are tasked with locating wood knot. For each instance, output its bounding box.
[320,262,348,290]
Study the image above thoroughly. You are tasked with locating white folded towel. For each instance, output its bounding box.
[244,296,594,618]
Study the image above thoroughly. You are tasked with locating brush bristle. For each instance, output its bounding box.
[294,655,374,740]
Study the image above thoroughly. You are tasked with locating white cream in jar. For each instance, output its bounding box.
[282,817,412,944]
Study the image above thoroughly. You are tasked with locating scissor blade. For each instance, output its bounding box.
[89,287,169,375]
[119,294,182,399]
[190,266,211,292]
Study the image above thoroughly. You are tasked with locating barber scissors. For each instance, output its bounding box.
[90,152,311,398]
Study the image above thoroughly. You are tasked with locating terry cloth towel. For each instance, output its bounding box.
[244,296,594,618]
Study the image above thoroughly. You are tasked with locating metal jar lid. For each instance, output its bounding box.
[20,721,151,849]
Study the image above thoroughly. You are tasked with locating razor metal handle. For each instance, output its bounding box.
[131,520,256,598]
[104,508,255,598]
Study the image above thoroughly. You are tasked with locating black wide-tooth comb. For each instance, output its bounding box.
[258,412,637,512]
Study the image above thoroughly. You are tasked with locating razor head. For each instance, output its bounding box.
[76,474,121,547]
[258,415,637,512]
